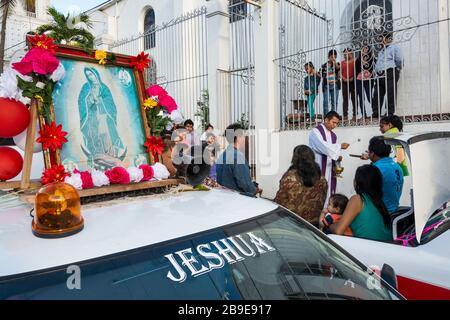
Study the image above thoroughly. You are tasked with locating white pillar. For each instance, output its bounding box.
[95,34,115,51]
[254,0,279,131]
[254,0,280,185]
[439,0,450,113]
[206,0,231,131]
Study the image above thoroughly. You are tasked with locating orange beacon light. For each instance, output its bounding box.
[32,182,84,238]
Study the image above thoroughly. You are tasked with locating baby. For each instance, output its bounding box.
[321,194,353,236]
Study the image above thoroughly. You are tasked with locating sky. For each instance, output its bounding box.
[51,0,108,14]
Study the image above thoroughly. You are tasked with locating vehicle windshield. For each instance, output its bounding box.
[0,208,401,300]
[398,202,450,247]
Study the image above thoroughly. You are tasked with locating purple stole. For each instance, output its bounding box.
[316,124,337,196]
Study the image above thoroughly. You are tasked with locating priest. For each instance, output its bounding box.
[309,111,350,204]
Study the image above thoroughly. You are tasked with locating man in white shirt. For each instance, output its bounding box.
[184,119,201,148]
[309,111,350,204]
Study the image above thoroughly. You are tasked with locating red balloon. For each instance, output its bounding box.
[0,98,30,138]
[0,147,23,181]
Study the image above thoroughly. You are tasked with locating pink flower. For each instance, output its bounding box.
[105,167,130,185]
[146,85,168,98]
[139,164,155,181]
[159,94,178,113]
[12,47,60,76]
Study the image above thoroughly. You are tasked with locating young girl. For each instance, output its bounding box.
[320,194,353,236]
[304,62,321,119]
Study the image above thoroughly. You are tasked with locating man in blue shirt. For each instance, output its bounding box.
[368,136,404,214]
[372,32,404,117]
[216,123,260,197]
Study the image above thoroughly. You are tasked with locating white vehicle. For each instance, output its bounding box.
[0,187,402,300]
[329,132,450,300]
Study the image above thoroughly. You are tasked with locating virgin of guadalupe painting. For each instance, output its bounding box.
[51,52,150,172]
[78,67,127,169]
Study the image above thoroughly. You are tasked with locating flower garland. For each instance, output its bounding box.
[11,34,65,126]
[40,163,171,189]
[143,85,179,157]
[3,37,179,188]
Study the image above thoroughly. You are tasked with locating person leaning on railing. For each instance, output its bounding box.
[320,50,341,116]
[372,32,404,118]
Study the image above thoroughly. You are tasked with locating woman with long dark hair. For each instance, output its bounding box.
[328,165,392,241]
[275,145,328,227]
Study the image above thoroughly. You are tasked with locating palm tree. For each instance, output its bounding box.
[36,6,94,50]
[0,0,34,73]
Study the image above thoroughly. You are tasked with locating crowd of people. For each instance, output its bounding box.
[162,119,262,195]
[162,109,408,243]
[275,112,407,242]
[304,32,404,120]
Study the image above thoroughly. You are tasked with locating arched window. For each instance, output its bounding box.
[352,0,393,52]
[26,0,36,14]
[144,8,156,50]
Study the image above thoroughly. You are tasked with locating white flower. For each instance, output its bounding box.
[152,163,170,180]
[50,63,66,82]
[65,173,83,190]
[91,169,110,187]
[0,67,33,101]
[170,109,184,124]
[0,67,20,100]
[127,167,144,183]
[36,82,46,89]
[158,110,165,117]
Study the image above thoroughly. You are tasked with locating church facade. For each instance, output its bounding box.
[1,0,52,63]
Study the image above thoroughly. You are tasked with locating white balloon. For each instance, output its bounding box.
[13,122,42,153]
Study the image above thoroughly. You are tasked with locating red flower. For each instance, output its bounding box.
[75,170,94,189]
[144,136,165,159]
[105,167,130,185]
[130,52,151,72]
[28,34,57,54]
[41,165,69,185]
[139,164,155,181]
[12,47,60,76]
[37,121,68,152]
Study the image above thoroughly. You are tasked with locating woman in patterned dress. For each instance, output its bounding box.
[275,145,328,228]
